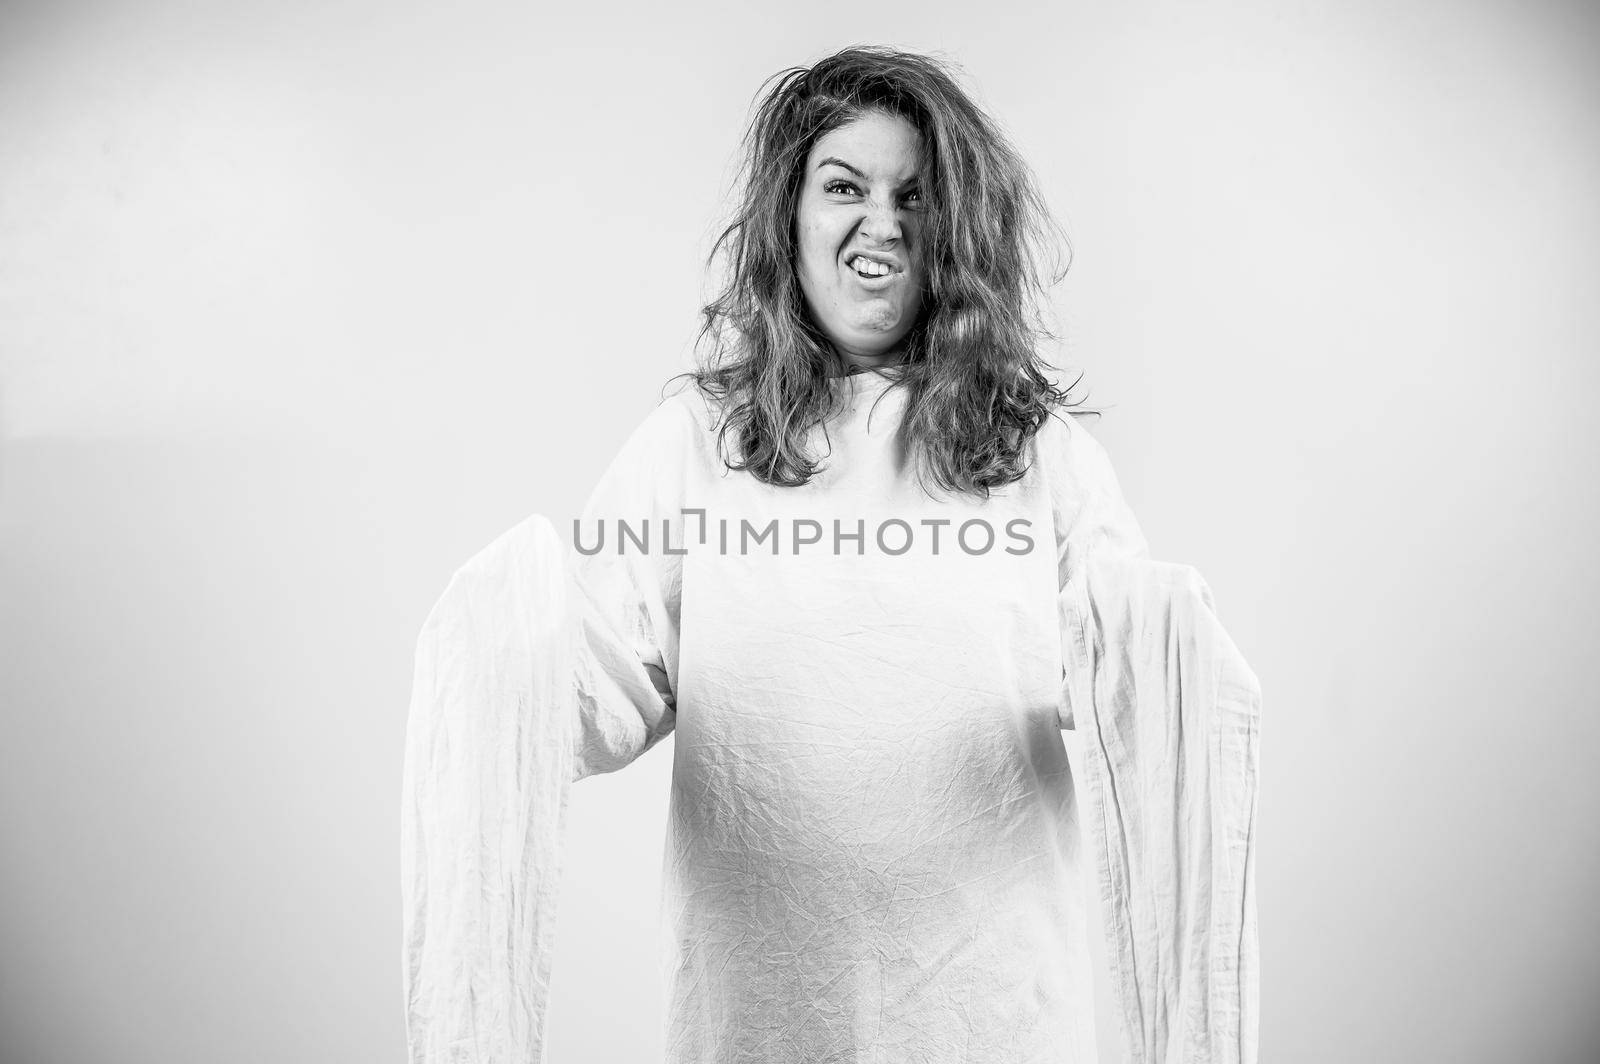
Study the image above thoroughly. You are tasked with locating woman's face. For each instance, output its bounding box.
[795,110,927,366]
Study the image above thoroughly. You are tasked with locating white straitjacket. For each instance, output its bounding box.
[402,370,1262,1064]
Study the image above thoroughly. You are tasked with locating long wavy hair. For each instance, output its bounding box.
[667,45,1089,498]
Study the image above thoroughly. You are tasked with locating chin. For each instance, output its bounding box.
[846,335,910,360]
[852,307,907,337]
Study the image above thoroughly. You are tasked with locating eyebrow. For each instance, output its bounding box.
[816,156,921,188]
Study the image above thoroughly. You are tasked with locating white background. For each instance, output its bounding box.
[2,0,1597,1061]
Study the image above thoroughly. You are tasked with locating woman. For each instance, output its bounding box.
[402,46,1261,1064]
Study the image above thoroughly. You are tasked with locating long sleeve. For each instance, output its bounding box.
[400,407,686,1063]
[1049,415,1152,735]
[1049,413,1263,1064]
[399,515,579,1064]
[568,406,683,779]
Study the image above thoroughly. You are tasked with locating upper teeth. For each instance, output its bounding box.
[850,256,892,277]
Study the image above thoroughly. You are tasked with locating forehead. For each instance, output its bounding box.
[805,110,923,180]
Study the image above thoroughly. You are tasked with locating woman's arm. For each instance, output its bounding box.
[400,404,687,1063]
[1049,411,1263,1063]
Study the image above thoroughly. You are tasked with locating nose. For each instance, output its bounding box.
[858,196,903,246]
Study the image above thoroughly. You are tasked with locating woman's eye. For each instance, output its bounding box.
[902,188,925,207]
[823,180,860,196]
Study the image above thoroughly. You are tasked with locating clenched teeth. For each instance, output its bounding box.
[848,256,893,278]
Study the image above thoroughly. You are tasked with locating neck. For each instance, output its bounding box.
[834,345,909,377]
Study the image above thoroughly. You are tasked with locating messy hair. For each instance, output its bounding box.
[668,45,1086,498]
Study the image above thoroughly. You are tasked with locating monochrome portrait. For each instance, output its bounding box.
[1,4,1594,1063]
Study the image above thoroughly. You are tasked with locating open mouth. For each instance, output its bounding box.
[847,254,896,279]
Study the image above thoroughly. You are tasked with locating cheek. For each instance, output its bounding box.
[905,221,926,268]
[797,220,837,282]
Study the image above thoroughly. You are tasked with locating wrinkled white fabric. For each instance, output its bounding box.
[401,371,1261,1063]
